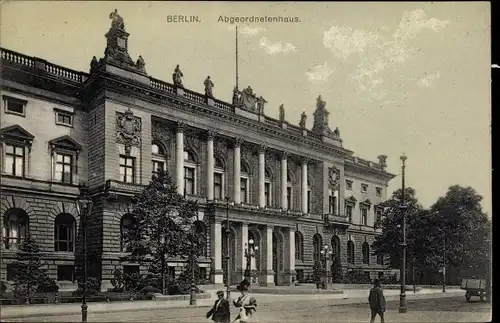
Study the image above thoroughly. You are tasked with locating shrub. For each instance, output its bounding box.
[342,270,372,284]
[74,276,101,296]
[312,261,323,288]
[110,269,125,292]
[36,276,59,293]
[0,281,7,295]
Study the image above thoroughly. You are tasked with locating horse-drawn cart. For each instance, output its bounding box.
[461,279,490,302]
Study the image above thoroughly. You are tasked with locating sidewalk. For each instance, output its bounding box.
[0,288,464,319]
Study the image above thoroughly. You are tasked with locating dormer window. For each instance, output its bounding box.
[376,187,382,197]
[346,180,353,190]
[3,95,27,117]
[54,108,74,127]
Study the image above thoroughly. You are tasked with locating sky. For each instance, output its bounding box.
[1,1,491,215]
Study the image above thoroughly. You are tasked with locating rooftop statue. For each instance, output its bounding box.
[136,55,146,73]
[204,76,214,97]
[299,112,307,128]
[256,96,267,114]
[90,56,98,73]
[279,104,285,122]
[173,65,184,87]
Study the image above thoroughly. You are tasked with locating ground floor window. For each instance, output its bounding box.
[296,269,304,282]
[57,265,75,281]
[6,264,17,281]
[123,265,140,276]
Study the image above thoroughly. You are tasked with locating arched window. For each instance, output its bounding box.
[362,242,370,264]
[264,167,272,207]
[152,142,167,178]
[194,221,207,257]
[3,209,28,250]
[313,233,322,263]
[295,231,303,261]
[377,254,384,266]
[240,161,250,203]
[214,156,225,200]
[120,214,133,252]
[331,235,340,262]
[184,150,197,195]
[54,214,75,252]
[347,241,355,264]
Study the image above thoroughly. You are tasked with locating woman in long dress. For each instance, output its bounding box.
[233,279,257,323]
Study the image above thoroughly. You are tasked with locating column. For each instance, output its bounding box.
[207,131,215,201]
[241,223,248,279]
[281,152,288,210]
[265,226,275,286]
[258,145,266,208]
[302,159,308,214]
[233,138,242,204]
[175,123,185,195]
[211,220,223,284]
[339,166,345,216]
[287,228,296,285]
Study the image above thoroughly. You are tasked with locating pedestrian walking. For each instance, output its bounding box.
[233,279,257,323]
[206,290,230,323]
[368,279,386,323]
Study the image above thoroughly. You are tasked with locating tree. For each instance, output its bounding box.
[11,234,58,303]
[428,186,491,281]
[121,169,201,290]
[372,187,431,271]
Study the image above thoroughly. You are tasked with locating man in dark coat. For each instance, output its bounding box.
[368,279,386,323]
[206,290,230,323]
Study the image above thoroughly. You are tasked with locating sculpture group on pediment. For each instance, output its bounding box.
[109,9,125,31]
[299,112,307,129]
[204,76,214,97]
[232,85,266,114]
[116,109,142,152]
[316,95,326,110]
[173,65,184,87]
[377,155,388,168]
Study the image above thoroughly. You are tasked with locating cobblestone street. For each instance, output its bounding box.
[5,296,490,323]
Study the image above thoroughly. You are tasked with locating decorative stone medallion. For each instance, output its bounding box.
[116,108,142,151]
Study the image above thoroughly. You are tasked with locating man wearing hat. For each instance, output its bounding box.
[368,279,386,323]
[206,290,230,323]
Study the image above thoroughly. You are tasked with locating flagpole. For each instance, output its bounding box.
[236,25,239,90]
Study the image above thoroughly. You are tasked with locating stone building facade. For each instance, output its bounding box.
[0,11,395,291]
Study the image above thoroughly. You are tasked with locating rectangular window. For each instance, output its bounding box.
[5,144,25,177]
[346,205,353,222]
[346,180,353,190]
[152,160,165,177]
[362,208,368,225]
[119,156,135,183]
[123,265,140,276]
[55,153,73,184]
[307,190,311,213]
[56,111,73,127]
[286,186,292,210]
[376,209,382,224]
[184,167,195,195]
[329,195,336,215]
[361,184,368,193]
[376,187,382,196]
[57,265,75,281]
[240,178,248,203]
[7,264,17,281]
[264,182,271,206]
[377,255,384,266]
[4,96,27,116]
[214,172,223,199]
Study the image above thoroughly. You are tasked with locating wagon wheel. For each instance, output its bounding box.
[465,291,471,302]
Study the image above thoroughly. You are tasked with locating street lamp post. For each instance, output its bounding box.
[225,196,231,301]
[76,183,93,323]
[189,244,197,305]
[442,234,446,293]
[244,239,259,282]
[399,154,408,313]
[412,258,416,294]
[320,244,333,289]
